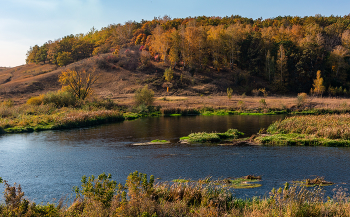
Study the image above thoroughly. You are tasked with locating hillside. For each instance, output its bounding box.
[0,50,264,104]
[24,15,350,97]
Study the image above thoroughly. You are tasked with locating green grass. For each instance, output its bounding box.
[255,133,350,146]
[151,139,169,143]
[180,129,244,143]
[172,177,262,189]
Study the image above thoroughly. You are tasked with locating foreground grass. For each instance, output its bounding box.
[1,172,350,217]
[255,114,350,146]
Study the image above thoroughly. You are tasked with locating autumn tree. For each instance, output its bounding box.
[275,44,288,90]
[150,25,170,62]
[311,70,325,97]
[329,45,349,82]
[168,29,181,68]
[59,68,99,100]
[265,50,275,82]
[26,45,40,63]
[224,23,244,70]
[207,25,224,71]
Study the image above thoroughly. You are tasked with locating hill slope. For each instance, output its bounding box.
[0,52,264,104]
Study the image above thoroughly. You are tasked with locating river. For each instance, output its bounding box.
[1,115,349,203]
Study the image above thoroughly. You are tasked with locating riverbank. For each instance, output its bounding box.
[0,172,349,216]
[2,95,350,140]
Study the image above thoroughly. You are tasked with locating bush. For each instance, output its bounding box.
[297,92,308,107]
[74,173,117,208]
[134,85,154,107]
[227,88,233,99]
[26,95,44,105]
[28,91,78,108]
[43,91,78,108]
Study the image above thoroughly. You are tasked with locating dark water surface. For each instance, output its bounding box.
[1,115,350,203]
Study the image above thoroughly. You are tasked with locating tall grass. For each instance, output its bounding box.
[268,114,350,140]
[0,103,124,133]
[2,172,350,216]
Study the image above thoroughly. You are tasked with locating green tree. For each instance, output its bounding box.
[163,67,174,92]
[25,45,40,63]
[56,52,73,67]
[134,85,155,106]
[35,44,48,64]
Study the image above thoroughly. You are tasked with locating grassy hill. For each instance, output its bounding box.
[0,49,267,104]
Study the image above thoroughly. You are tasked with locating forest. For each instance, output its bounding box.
[25,14,350,95]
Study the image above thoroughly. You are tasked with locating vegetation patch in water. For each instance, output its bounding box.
[133,139,170,145]
[294,177,334,187]
[172,175,262,189]
[254,133,350,146]
[151,139,170,143]
[256,114,350,146]
[180,129,244,143]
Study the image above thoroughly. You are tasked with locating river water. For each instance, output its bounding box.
[1,115,349,203]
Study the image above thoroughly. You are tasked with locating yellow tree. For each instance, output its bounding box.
[276,44,288,86]
[59,68,99,100]
[207,25,225,71]
[224,23,244,70]
[311,70,325,97]
[150,25,170,62]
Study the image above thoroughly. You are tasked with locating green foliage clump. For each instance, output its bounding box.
[74,173,117,208]
[134,85,155,107]
[27,91,77,108]
[181,129,244,143]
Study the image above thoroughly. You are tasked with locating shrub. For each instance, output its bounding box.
[134,85,154,107]
[251,89,260,96]
[297,92,308,107]
[259,98,267,108]
[1,99,14,107]
[74,173,117,208]
[237,100,245,110]
[26,95,44,105]
[227,88,233,99]
[42,91,78,108]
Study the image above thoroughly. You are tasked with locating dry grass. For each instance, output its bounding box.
[113,95,350,112]
[268,114,350,140]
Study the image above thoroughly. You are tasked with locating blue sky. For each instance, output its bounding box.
[1,0,350,67]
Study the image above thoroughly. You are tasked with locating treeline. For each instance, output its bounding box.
[26,14,350,94]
